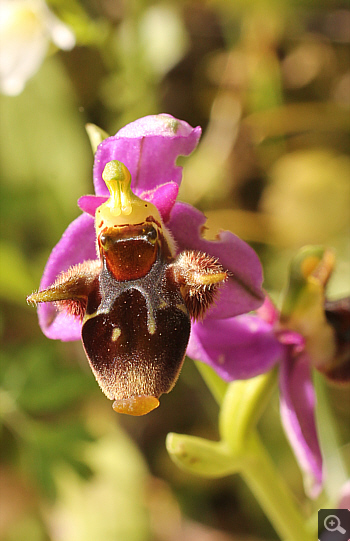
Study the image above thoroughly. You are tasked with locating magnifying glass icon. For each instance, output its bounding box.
[324,515,346,534]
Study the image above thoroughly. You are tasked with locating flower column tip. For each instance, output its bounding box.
[95,160,163,239]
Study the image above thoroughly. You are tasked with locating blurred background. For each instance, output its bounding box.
[0,0,349,539]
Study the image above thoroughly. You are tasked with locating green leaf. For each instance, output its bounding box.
[166,432,240,478]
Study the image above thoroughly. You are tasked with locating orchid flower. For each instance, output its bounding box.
[28,114,264,416]
[0,0,75,96]
[188,245,350,498]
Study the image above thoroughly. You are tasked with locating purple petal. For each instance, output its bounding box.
[187,315,282,381]
[280,351,323,498]
[78,182,179,224]
[37,213,96,341]
[78,195,107,216]
[167,202,264,317]
[93,114,201,196]
[138,182,179,223]
[256,296,279,325]
[278,330,305,357]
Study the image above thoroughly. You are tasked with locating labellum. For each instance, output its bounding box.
[27,161,227,415]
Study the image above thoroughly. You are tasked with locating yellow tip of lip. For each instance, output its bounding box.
[112,396,160,416]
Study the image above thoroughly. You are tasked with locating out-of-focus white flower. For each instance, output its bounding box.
[0,0,75,96]
[139,5,188,76]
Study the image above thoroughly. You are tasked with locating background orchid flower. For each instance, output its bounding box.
[188,245,349,498]
[0,0,75,96]
[29,113,264,413]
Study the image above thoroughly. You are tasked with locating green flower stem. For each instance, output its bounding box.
[242,432,314,541]
[194,361,228,405]
[314,371,348,503]
[195,364,313,541]
[219,369,277,450]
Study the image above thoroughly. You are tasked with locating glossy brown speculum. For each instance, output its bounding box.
[99,222,159,282]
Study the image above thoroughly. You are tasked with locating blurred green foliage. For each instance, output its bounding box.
[0,0,349,540]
